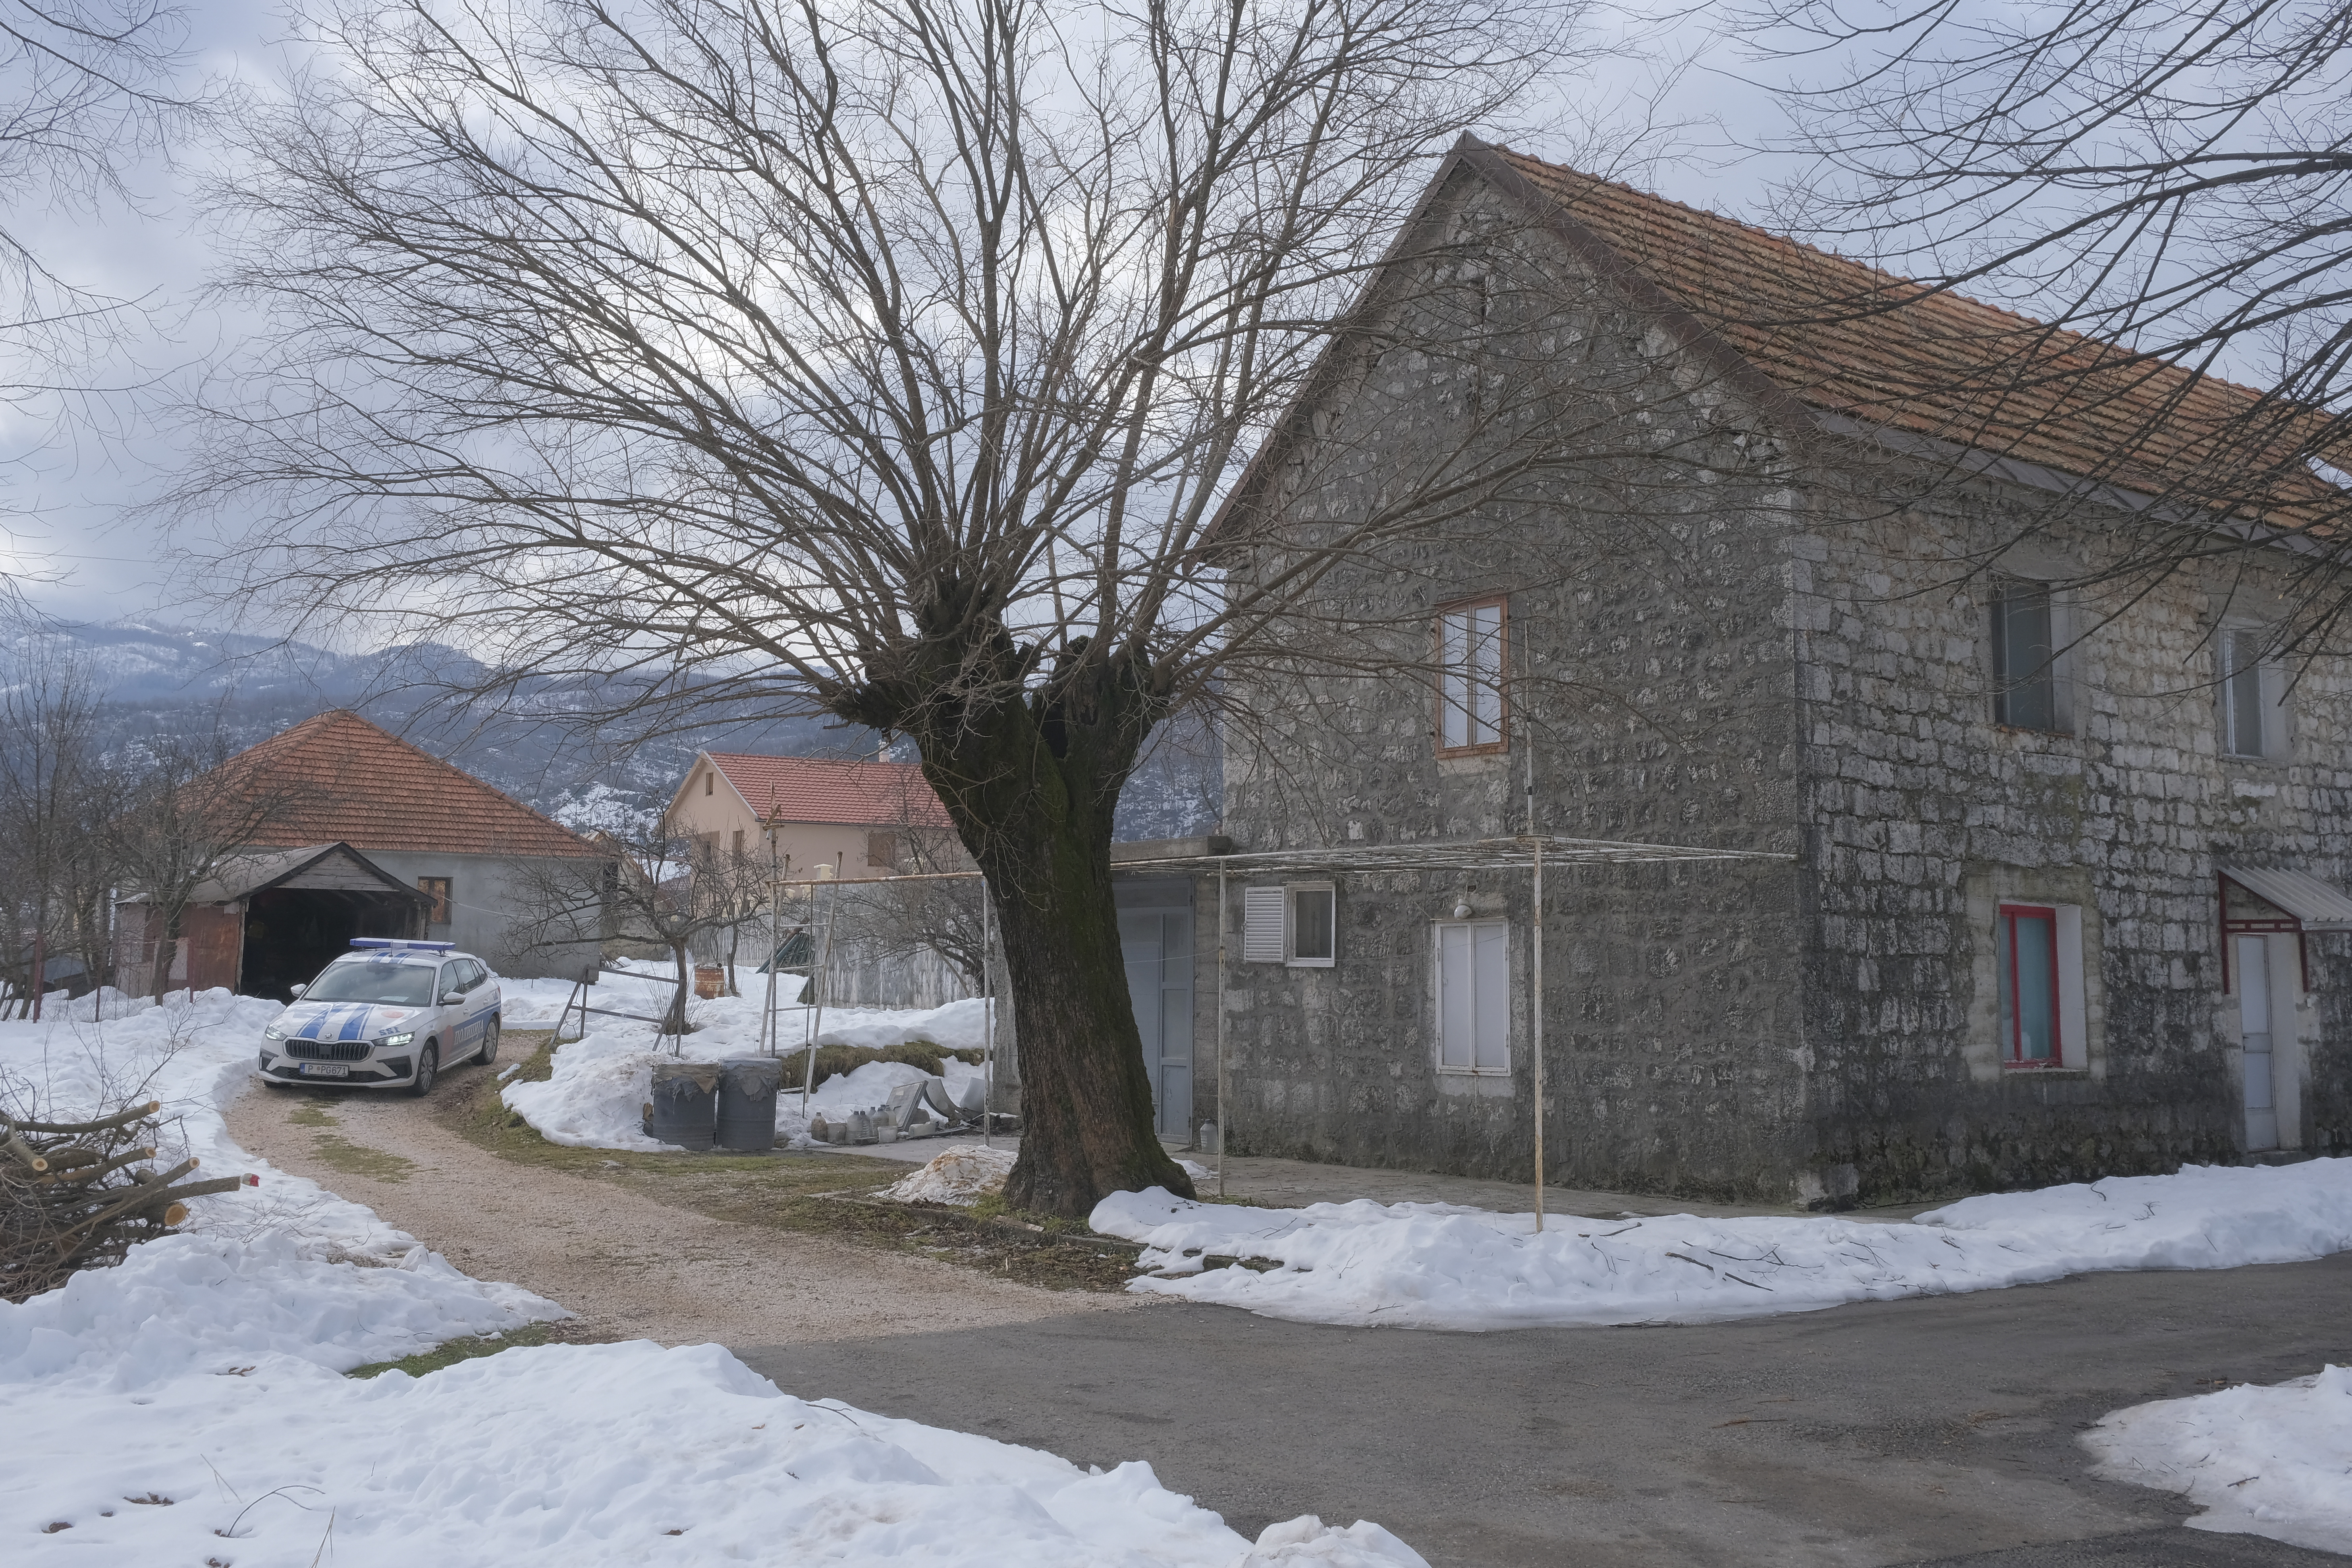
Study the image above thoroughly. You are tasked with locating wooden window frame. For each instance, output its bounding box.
[1434,595,1509,758]
[1997,903,2063,1068]
[418,877,453,926]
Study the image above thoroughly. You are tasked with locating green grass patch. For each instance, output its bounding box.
[347,1321,556,1380]
[309,1133,418,1183]
[287,1101,337,1128]
[435,1033,1138,1292]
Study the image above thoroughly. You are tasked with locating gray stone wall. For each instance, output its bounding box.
[1792,486,2352,1200]
[1215,168,2352,1204]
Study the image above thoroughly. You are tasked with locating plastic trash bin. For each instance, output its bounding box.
[646,1062,720,1150]
[715,1057,781,1152]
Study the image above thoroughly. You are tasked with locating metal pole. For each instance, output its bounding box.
[980,878,994,1149]
[1216,866,1229,1198]
[761,837,782,1056]
[1532,839,1545,1234]
[801,879,838,1115]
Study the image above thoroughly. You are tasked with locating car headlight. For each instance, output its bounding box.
[376,1031,415,1048]
[264,1025,285,1041]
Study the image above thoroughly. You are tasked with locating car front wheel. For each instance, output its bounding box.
[478,1017,500,1066]
[409,1041,440,1097]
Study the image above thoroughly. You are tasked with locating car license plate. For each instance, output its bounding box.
[298,1062,351,1078]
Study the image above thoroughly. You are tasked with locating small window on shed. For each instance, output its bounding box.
[704,770,715,796]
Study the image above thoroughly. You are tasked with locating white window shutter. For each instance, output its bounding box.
[1243,887,1286,963]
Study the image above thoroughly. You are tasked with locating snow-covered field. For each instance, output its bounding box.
[2086,1366,2352,1554]
[1091,1160,2352,1331]
[500,960,993,1152]
[0,989,1423,1567]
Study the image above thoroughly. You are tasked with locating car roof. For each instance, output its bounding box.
[329,949,484,964]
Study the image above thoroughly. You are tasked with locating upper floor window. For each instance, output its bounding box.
[1991,580,2066,732]
[1436,598,1507,754]
[2219,627,2281,759]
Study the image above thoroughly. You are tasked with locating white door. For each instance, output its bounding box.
[1436,922,1510,1072]
[2237,935,2278,1151]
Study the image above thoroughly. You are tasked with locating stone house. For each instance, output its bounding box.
[116,710,607,997]
[1179,139,2352,1207]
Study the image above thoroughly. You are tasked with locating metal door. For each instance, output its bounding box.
[2238,934,2279,1151]
[1118,900,1193,1138]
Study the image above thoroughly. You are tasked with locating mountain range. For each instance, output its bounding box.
[13,621,1219,842]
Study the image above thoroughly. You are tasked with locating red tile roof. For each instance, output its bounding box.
[700,753,953,828]
[220,710,598,858]
[1480,147,2343,523]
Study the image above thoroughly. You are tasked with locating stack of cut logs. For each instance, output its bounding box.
[2,1100,246,1303]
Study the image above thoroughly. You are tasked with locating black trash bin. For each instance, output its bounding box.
[715,1057,782,1152]
[646,1061,721,1150]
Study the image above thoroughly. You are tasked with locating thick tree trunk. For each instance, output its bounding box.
[899,650,1196,1219]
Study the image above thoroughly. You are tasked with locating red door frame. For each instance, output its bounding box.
[1999,903,2063,1067]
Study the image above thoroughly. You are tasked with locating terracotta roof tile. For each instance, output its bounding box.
[1488,149,2344,525]
[701,753,953,828]
[221,710,598,858]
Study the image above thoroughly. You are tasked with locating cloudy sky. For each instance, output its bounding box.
[3,0,1794,634]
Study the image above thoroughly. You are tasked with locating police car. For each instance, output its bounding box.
[257,939,503,1095]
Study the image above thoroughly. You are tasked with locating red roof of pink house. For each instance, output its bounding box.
[698,754,953,828]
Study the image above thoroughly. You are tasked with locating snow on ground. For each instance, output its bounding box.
[1091,1159,2352,1330]
[2085,1365,2352,1554]
[0,987,560,1325]
[499,962,991,1152]
[1,988,1425,1567]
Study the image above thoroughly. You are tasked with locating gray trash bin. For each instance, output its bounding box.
[646,1062,721,1150]
[715,1057,782,1152]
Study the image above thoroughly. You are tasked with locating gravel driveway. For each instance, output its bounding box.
[224,1061,1146,1347]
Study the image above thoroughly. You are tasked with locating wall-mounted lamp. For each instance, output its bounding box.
[1451,900,1474,920]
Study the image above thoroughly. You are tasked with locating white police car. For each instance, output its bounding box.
[257,939,503,1095]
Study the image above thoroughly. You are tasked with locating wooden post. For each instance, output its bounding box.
[1216,866,1229,1199]
[1532,838,1545,1234]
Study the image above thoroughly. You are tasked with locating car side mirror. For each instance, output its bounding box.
[442,990,465,1005]
[289,984,307,998]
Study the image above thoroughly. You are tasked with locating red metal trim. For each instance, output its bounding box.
[1998,903,2063,1067]
[2217,871,2311,994]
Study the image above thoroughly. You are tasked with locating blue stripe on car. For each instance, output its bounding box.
[338,1006,372,1042]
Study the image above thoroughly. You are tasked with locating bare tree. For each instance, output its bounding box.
[186,0,1615,1214]
[1731,0,2352,654]
[0,647,104,1014]
[0,0,209,593]
[106,727,310,1001]
[507,828,760,1036]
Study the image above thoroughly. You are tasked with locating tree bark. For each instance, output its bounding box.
[886,634,1196,1219]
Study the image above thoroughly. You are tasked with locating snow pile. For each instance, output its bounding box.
[500,978,989,1153]
[1090,1159,2352,1329]
[1,988,1427,1566]
[2085,1365,2352,1554]
[884,1146,1018,1205]
[4,1335,1427,1566]
[0,987,566,1350]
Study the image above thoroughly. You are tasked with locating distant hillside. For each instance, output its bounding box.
[8,621,1219,842]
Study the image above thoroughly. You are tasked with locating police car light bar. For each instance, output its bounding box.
[350,939,457,952]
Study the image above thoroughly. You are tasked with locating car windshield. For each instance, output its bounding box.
[302,962,440,1007]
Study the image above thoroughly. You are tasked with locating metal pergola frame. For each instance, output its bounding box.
[748,832,1794,1227]
[1114,833,1795,1227]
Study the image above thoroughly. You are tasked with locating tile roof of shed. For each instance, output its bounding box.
[223,710,598,858]
[1485,148,2344,523]
[699,753,953,828]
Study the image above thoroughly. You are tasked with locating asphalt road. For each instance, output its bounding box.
[737,1254,2352,1568]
